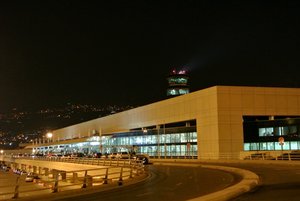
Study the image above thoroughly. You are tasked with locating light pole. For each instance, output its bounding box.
[46,132,53,155]
[156,125,160,159]
[46,132,53,143]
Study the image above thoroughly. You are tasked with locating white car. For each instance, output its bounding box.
[108,152,131,159]
[25,173,40,182]
[133,154,150,164]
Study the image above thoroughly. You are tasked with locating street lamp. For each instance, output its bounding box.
[0,150,3,154]
[46,132,53,143]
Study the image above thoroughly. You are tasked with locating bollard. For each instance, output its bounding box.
[103,168,109,184]
[86,175,93,187]
[72,172,78,183]
[61,171,67,181]
[12,176,20,199]
[44,168,49,176]
[118,167,123,186]
[33,166,37,173]
[82,170,88,188]
[52,170,59,193]
[129,168,133,179]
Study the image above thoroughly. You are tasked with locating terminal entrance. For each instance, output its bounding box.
[243,116,300,151]
[34,120,198,159]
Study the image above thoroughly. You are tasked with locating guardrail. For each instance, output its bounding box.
[20,156,145,168]
[150,155,198,160]
[241,151,300,161]
[0,156,147,200]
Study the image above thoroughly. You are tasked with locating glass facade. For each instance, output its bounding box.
[244,141,300,151]
[167,77,188,85]
[36,126,198,158]
[167,88,189,96]
[243,116,300,151]
[99,127,197,157]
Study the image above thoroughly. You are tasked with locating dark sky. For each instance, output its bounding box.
[0,1,299,112]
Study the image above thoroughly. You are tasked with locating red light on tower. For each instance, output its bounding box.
[178,70,186,74]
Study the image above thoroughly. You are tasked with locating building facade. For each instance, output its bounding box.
[27,86,300,159]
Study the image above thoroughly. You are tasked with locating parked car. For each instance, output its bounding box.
[1,164,8,171]
[108,152,131,159]
[108,152,150,164]
[2,165,11,172]
[133,153,150,164]
[14,169,27,175]
[93,153,102,158]
[108,152,120,159]
[25,173,40,182]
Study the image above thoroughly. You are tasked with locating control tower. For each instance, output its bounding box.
[167,69,190,96]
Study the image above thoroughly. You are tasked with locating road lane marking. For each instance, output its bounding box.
[136,192,153,197]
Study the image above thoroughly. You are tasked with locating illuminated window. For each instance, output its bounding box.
[259,127,274,137]
[168,77,188,85]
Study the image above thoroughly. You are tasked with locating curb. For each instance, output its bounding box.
[188,165,259,201]
[153,162,259,201]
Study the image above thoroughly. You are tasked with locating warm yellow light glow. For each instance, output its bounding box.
[46,132,53,138]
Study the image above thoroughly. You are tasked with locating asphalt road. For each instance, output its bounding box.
[50,164,240,201]
[210,162,300,201]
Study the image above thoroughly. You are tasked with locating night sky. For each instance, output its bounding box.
[0,1,299,112]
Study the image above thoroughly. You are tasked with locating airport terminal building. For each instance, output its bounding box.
[27,86,300,159]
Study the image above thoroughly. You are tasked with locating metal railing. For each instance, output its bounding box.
[25,156,145,168]
[241,151,300,161]
[150,155,198,160]
[0,156,147,200]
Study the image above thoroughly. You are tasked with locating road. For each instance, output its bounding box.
[4,161,300,201]
[208,162,300,201]
[48,164,240,201]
